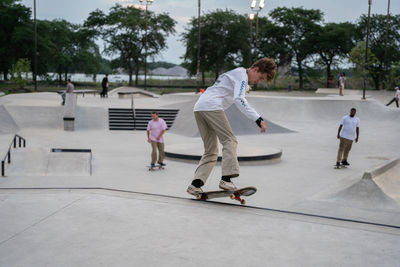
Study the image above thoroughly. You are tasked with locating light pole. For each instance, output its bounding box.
[363,0,372,100]
[33,0,37,91]
[139,0,153,90]
[249,13,255,66]
[383,0,391,89]
[250,0,265,57]
[196,0,201,93]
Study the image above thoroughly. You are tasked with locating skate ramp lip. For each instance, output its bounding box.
[362,158,400,201]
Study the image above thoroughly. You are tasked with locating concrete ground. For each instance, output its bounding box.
[0,89,399,266]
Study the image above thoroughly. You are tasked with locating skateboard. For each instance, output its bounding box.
[195,186,257,205]
[334,164,347,169]
[147,164,165,171]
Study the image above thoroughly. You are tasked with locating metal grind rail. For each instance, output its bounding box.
[1,187,399,230]
[1,135,26,176]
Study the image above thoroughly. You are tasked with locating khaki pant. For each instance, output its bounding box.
[337,137,353,162]
[194,110,239,184]
[151,141,165,164]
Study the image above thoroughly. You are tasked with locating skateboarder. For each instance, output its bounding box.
[146,111,167,168]
[61,79,74,105]
[336,108,360,168]
[386,86,399,108]
[187,57,277,196]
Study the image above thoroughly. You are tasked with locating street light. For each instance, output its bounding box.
[33,0,37,91]
[249,13,255,66]
[383,0,391,89]
[196,0,201,93]
[363,0,372,100]
[139,0,153,90]
[250,0,265,57]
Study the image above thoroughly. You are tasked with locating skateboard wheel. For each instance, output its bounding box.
[230,194,235,200]
[196,195,202,200]
[240,199,246,205]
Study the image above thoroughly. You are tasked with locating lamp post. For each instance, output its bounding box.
[33,0,37,91]
[383,0,391,89]
[250,0,265,57]
[362,0,372,100]
[196,0,201,93]
[249,13,255,66]
[139,0,153,90]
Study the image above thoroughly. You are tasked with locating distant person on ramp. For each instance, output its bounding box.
[339,72,346,96]
[101,74,109,98]
[336,108,360,168]
[187,58,277,196]
[61,79,74,105]
[386,86,399,108]
[147,111,168,169]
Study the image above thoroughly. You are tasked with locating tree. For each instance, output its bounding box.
[349,41,379,89]
[10,58,31,89]
[313,22,356,87]
[269,7,323,89]
[182,9,251,82]
[356,14,400,90]
[85,4,176,86]
[0,0,32,80]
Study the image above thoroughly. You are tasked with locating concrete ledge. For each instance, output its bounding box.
[362,158,400,180]
[58,89,97,97]
[63,93,77,131]
[165,143,282,165]
[316,88,362,95]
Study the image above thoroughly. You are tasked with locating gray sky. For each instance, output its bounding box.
[21,0,399,64]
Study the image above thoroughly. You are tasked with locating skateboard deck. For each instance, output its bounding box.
[147,164,165,171]
[334,164,347,169]
[196,186,257,205]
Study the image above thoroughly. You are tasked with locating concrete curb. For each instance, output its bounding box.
[362,158,400,180]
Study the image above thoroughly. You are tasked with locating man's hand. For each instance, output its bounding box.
[355,137,359,143]
[147,138,151,143]
[157,136,161,141]
[260,121,266,133]
[337,134,340,139]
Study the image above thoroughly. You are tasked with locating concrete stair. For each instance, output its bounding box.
[108,108,179,131]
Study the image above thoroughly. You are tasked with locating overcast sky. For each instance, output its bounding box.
[21,0,399,64]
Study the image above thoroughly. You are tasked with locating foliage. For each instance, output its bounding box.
[10,58,31,89]
[85,4,176,86]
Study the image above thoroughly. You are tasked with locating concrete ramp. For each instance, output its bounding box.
[328,158,400,209]
[0,105,19,134]
[169,100,293,137]
[6,148,92,176]
[363,158,400,201]
[5,106,63,129]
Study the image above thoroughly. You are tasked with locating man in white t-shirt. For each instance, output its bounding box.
[336,108,360,168]
[386,86,399,108]
[187,58,277,196]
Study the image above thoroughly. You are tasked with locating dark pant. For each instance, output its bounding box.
[100,86,108,98]
[386,98,399,107]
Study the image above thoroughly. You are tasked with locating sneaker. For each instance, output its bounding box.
[158,162,166,167]
[341,160,350,166]
[187,184,203,196]
[150,163,156,168]
[335,162,341,168]
[219,180,237,191]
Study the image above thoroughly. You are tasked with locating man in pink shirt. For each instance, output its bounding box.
[146,111,168,168]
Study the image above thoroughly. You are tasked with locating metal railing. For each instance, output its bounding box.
[1,134,26,176]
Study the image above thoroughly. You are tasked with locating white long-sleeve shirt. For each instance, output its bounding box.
[193,67,260,121]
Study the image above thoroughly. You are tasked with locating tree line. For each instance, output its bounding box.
[1,0,399,89]
[182,8,400,90]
